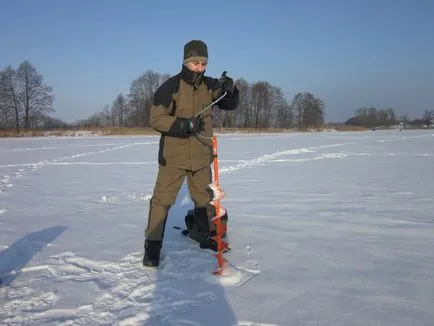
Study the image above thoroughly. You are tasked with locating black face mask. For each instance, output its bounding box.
[181,65,205,87]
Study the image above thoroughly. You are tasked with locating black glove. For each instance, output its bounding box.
[165,117,205,138]
[187,116,205,133]
[220,73,235,97]
[166,117,204,137]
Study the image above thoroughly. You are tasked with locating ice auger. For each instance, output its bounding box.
[192,71,231,274]
[210,135,230,274]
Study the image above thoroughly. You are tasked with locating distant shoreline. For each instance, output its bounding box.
[2,125,433,138]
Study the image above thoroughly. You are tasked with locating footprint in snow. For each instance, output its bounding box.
[0,250,221,325]
[101,195,116,203]
[14,170,24,178]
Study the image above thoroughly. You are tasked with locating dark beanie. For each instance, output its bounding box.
[183,40,208,64]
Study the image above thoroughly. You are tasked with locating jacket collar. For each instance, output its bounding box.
[181,65,205,88]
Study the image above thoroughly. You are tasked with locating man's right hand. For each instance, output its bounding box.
[187,116,205,133]
[166,116,205,137]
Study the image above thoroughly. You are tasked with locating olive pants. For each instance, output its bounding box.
[145,165,214,241]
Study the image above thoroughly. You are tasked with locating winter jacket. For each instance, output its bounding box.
[150,65,239,171]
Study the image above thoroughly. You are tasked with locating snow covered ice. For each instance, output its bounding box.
[1,130,434,325]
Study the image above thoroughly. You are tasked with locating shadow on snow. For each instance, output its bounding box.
[0,226,67,286]
[144,183,238,325]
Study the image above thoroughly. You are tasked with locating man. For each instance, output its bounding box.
[143,40,239,267]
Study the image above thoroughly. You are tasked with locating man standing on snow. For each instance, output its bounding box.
[143,40,239,267]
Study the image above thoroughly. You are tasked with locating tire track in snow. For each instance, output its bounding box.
[0,141,157,171]
[219,133,434,175]
[74,141,360,204]
[44,141,157,165]
[220,141,357,174]
[56,141,361,204]
[0,142,156,211]
[0,142,143,153]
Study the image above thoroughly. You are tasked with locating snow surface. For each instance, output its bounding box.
[1,130,434,326]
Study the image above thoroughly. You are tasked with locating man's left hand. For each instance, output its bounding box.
[220,75,235,97]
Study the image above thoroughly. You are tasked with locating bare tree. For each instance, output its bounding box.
[0,66,21,131]
[291,92,324,131]
[274,88,293,128]
[292,93,305,130]
[112,93,128,126]
[422,110,434,127]
[217,79,291,130]
[16,61,54,131]
[251,81,272,129]
[304,97,324,129]
[268,86,287,128]
[261,83,273,128]
[101,104,113,126]
[128,70,166,127]
[232,78,250,128]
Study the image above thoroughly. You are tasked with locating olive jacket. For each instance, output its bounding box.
[150,66,239,171]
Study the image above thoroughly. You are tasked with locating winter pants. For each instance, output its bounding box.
[145,165,214,242]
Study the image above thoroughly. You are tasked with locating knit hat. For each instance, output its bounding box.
[183,40,208,64]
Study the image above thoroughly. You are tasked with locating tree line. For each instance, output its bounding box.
[76,70,325,131]
[2,61,432,132]
[1,62,325,132]
[345,107,434,128]
[0,61,57,132]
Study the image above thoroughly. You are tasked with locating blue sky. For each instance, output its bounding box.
[1,0,433,123]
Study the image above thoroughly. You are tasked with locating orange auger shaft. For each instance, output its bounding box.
[211,135,229,274]
[212,136,221,214]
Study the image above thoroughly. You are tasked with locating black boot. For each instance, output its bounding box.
[199,236,219,251]
[184,207,229,252]
[195,206,228,252]
[143,240,162,267]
